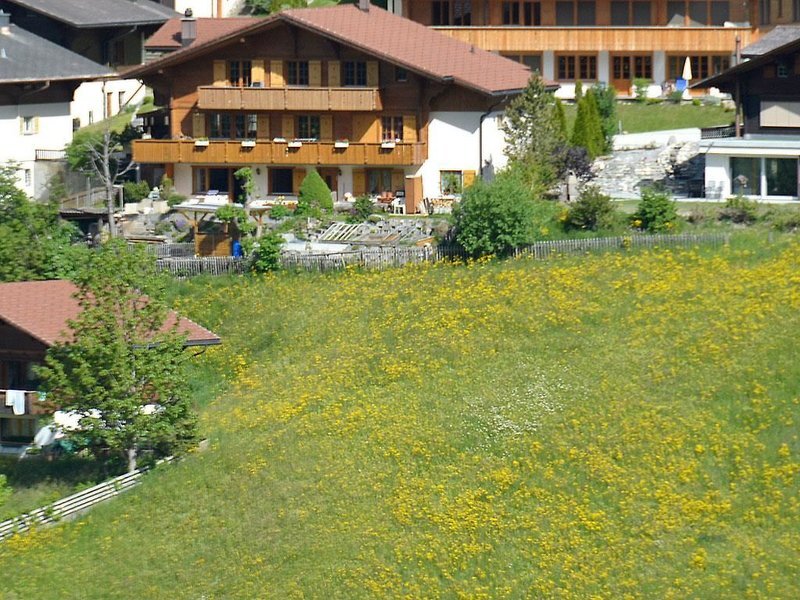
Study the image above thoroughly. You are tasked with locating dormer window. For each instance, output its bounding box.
[287,61,310,86]
[343,61,367,86]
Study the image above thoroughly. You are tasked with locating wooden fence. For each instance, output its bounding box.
[0,460,172,542]
[152,233,729,277]
[141,243,195,258]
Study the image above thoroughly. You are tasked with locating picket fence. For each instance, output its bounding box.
[0,460,172,542]
[153,233,729,276]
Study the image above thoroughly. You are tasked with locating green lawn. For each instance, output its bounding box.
[0,235,798,598]
[565,101,734,134]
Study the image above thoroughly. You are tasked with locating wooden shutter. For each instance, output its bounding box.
[352,168,366,196]
[213,60,227,86]
[309,60,322,87]
[293,168,306,195]
[764,64,776,78]
[352,114,378,143]
[402,115,417,142]
[367,61,379,87]
[270,61,285,87]
[462,170,476,189]
[320,115,333,140]
[282,115,295,139]
[391,170,405,192]
[251,60,265,86]
[192,112,206,138]
[328,61,340,87]
[257,115,270,139]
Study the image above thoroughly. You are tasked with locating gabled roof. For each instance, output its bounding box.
[145,17,257,50]
[741,25,800,58]
[0,280,220,347]
[2,0,176,28]
[130,5,542,96]
[694,27,800,90]
[0,23,114,83]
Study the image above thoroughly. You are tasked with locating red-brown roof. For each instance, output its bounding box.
[130,5,546,96]
[0,280,220,347]
[145,17,259,50]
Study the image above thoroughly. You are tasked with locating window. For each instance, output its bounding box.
[287,61,309,86]
[667,55,730,80]
[613,55,652,80]
[88,111,94,125]
[395,66,408,82]
[667,0,729,25]
[23,169,31,187]
[233,114,258,139]
[367,169,393,195]
[760,100,800,127]
[297,116,321,140]
[730,157,760,196]
[503,1,520,24]
[209,113,231,138]
[432,0,471,25]
[503,54,542,73]
[118,91,126,110]
[557,55,597,80]
[766,158,798,196]
[381,116,403,142]
[610,1,652,25]
[228,60,252,87]
[21,116,36,135]
[777,63,790,78]
[271,168,294,194]
[440,171,463,196]
[555,1,595,25]
[343,61,367,86]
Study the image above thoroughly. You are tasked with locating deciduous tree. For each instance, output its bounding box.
[38,241,198,472]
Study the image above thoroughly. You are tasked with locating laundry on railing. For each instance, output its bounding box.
[4,390,26,415]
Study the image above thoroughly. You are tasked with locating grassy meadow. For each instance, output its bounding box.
[564,101,734,134]
[1,236,799,598]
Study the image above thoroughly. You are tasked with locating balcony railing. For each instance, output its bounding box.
[133,139,427,166]
[435,25,754,53]
[35,149,66,161]
[198,86,382,112]
[0,390,49,416]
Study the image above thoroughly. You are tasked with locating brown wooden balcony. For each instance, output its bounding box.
[198,86,383,111]
[0,390,49,416]
[133,139,426,166]
[435,26,753,53]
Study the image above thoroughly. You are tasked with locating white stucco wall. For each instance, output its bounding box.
[71,79,148,129]
[0,102,74,199]
[174,0,244,17]
[704,154,731,200]
[415,110,506,198]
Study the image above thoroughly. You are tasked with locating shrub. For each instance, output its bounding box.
[269,205,292,219]
[349,195,374,223]
[160,176,186,207]
[631,187,678,233]
[767,206,800,232]
[122,181,150,203]
[453,168,558,257]
[564,186,616,231]
[0,473,10,508]
[633,78,650,102]
[297,170,333,216]
[250,232,283,273]
[718,195,759,224]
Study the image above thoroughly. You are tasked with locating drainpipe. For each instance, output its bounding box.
[479,97,505,180]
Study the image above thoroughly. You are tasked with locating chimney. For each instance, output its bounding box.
[358,0,370,12]
[0,10,10,34]
[181,8,196,47]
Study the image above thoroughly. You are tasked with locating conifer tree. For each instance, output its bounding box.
[554,98,568,140]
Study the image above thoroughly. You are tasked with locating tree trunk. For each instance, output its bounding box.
[126,447,137,473]
[104,131,116,238]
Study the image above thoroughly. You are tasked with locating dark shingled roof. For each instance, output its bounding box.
[0,23,113,83]
[741,25,800,57]
[0,280,221,347]
[129,5,545,96]
[1,0,176,28]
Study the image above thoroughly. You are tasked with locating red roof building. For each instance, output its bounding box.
[131,4,549,209]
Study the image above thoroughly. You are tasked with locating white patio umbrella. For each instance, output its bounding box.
[682,56,693,81]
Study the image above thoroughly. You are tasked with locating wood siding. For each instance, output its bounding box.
[197,87,382,111]
[133,139,427,166]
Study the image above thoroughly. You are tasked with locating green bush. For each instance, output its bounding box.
[297,170,333,216]
[269,205,292,219]
[0,473,10,508]
[453,168,558,257]
[764,206,800,232]
[250,232,283,273]
[631,187,679,233]
[564,186,617,231]
[718,195,759,224]
[160,176,186,207]
[123,181,150,203]
[633,78,650,102]
[349,195,374,223]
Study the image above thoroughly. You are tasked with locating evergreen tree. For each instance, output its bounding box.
[554,98,568,140]
[501,74,566,190]
[571,90,605,159]
[592,84,618,153]
[296,169,333,216]
[574,80,583,102]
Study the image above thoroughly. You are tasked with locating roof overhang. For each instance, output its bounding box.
[700,136,800,156]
